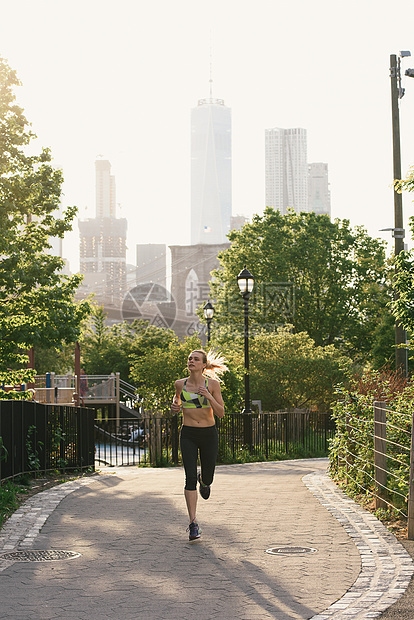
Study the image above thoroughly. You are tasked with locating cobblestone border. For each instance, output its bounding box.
[0,476,96,572]
[303,471,414,620]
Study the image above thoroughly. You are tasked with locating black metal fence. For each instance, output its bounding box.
[94,410,334,467]
[0,400,95,482]
[218,411,334,461]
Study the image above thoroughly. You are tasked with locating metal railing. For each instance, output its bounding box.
[94,410,334,468]
[84,375,117,401]
[31,374,140,409]
[218,411,334,459]
[333,400,414,539]
[33,373,76,404]
[0,400,95,482]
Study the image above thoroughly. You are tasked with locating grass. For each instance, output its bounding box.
[0,479,29,529]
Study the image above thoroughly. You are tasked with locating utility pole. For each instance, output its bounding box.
[390,53,408,375]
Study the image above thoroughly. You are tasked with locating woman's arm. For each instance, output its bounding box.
[171,379,183,413]
[198,379,225,418]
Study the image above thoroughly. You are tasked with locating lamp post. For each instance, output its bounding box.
[237,267,255,414]
[203,301,214,343]
[390,51,411,375]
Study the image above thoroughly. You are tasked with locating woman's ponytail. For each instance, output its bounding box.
[204,349,229,381]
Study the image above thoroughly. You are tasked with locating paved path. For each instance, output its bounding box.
[0,458,413,619]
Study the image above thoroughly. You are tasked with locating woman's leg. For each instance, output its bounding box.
[184,489,197,523]
[199,426,219,486]
[180,426,199,522]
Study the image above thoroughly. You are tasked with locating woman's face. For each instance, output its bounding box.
[187,351,205,372]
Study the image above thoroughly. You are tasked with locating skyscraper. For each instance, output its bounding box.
[191,91,232,245]
[79,159,127,307]
[265,127,308,214]
[308,163,331,217]
[95,159,116,218]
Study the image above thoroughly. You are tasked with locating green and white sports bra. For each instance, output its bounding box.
[181,378,210,409]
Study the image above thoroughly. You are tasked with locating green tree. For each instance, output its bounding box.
[80,306,115,375]
[0,367,36,400]
[369,309,397,370]
[80,306,177,382]
[249,326,350,411]
[0,56,89,369]
[391,169,414,341]
[33,342,75,375]
[210,208,391,360]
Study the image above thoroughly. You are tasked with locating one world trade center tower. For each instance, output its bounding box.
[190,83,232,245]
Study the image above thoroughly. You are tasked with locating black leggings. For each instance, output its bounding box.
[180,425,218,491]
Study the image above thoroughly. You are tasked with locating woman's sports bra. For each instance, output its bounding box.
[181,378,210,408]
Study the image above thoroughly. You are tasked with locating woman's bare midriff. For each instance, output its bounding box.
[182,408,215,427]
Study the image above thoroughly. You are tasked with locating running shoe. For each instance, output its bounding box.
[197,472,211,500]
[187,521,201,541]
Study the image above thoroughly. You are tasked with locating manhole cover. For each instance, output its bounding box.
[266,546,317,555]
[0,550,81,562]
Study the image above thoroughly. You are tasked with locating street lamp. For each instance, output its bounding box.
[237,267,255,414]
[389,51,411,375]
[203,300,214,343]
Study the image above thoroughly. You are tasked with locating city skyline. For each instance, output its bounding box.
[1,1,414,274]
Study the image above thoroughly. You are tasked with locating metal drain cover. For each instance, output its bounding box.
[0,550,81,562]
[266,546,317,555]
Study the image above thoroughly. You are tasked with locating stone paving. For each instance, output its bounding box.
[0,459,412,619]
[0,477,95,573]
[303,472,414,619]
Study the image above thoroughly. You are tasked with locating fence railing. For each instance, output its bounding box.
[33,373,75,404]
[332,400,414,538]
[0,400,95,482]
[31,374,140,410]
[94,410,334,468]
[218,411,333,460]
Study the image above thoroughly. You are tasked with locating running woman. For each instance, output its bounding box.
[171,349,227,541]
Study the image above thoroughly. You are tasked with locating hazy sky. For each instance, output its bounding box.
[1,0,414,272]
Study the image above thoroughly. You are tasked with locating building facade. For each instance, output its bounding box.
[191,96,232,245]
[78,159,127,309]
[265,127,308,214]
[95,159,116,218]
[308,162,331,217]
[169,243,229,340]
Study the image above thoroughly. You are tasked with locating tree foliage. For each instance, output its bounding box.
[210,208,392,360]
[32,342,75,375]
[391,168,414,338]
[80,306,177,382]
[81,308,350,413]
[0,368,36,400]
[391,245,414,341]
[0,56,89,369]
[250,326,349,411]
